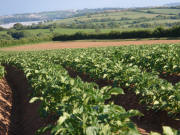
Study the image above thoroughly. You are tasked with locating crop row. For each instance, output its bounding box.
[47,45,180,116]
[0,53,5,78]
[0,66,4,79]
[0,44,180,134]
[0,52,141,135]
[113,44,180,74]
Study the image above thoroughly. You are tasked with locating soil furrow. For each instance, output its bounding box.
[159,73,180,85]
[0,66,51,135]
[64,66,180,135]
[0,78,12,135]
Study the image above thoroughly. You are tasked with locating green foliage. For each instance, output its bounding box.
[47,7,180,29]
[0,33,53,48]
[95,28,101,33]
[0,51,141,135]
[0,24,180,48]
[0,43,180,134]
[13,23,24,30]
[0,33,13,40]
[52,26,180,41]
[7,30,33,39]
[0,26,6,31]
[50,44,180,115]
[0,66,4,79]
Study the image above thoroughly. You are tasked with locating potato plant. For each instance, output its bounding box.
[0,44,180,134]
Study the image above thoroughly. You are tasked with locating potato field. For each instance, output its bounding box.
[0,44,180,135]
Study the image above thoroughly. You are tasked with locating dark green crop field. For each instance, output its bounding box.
[0,44,180,134]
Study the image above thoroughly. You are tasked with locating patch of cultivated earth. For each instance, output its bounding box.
[1,40,180,51]
[160,73,180,85]
[0,78,12,135]
[0,66,51,135]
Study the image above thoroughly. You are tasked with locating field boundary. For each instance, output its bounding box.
[1,39,180,51]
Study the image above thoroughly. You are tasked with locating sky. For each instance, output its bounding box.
[1,0,180,16]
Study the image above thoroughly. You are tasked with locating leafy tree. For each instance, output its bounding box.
[7,30,33,39]
[0,33,13,40]
[0,26,5,31]
[13,23,24,30]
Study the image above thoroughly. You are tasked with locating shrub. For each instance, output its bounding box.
[7,30,33,39]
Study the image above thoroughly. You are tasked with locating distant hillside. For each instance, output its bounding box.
[0,8,123,25]
[45,6,180,29]
[0,10,76,24]
[1,6,180,27]
[164,2,180,7]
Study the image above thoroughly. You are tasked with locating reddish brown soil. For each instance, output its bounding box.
[1,40,180,51]
[65,67,180,135]
[159,73,180,85]
[0,78,12,135]
[3,66,51,135]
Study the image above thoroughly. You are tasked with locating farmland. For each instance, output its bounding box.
[0,5,180,135]
[1,6,180,48]
[0,43,180,135]
[48,7,180,29]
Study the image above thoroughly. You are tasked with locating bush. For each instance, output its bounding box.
[13,23,24,30]
[153,27,167,37]
[0,33,53,48]
[0,33,13,40]
[169,25,180,37]
[0,26,6,31]
[7,30,33,39]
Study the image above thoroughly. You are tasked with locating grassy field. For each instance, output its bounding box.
[1,7,180,36]
[0,27,153,36]
[1,7,180,49]
[52,11,158,23]
[141,8,180,15]
[26,28,114,34]
[28,27,154,34]
[46,7,180,29]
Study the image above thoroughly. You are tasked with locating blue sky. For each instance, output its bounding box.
[1,0,180,15]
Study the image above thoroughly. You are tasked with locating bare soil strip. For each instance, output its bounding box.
[0,78,12,135]
[65,67,180,135]
[159,73,180,85]
[0,66,50,135]
[1,40,180,51]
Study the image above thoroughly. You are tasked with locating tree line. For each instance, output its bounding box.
[1,25,180,48]
[53,26,180,41]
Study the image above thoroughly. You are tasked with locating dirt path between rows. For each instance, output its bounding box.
[1,40,180,51]
[0,78,12,135]
[65,67,180,135]
[0,66,51,135]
